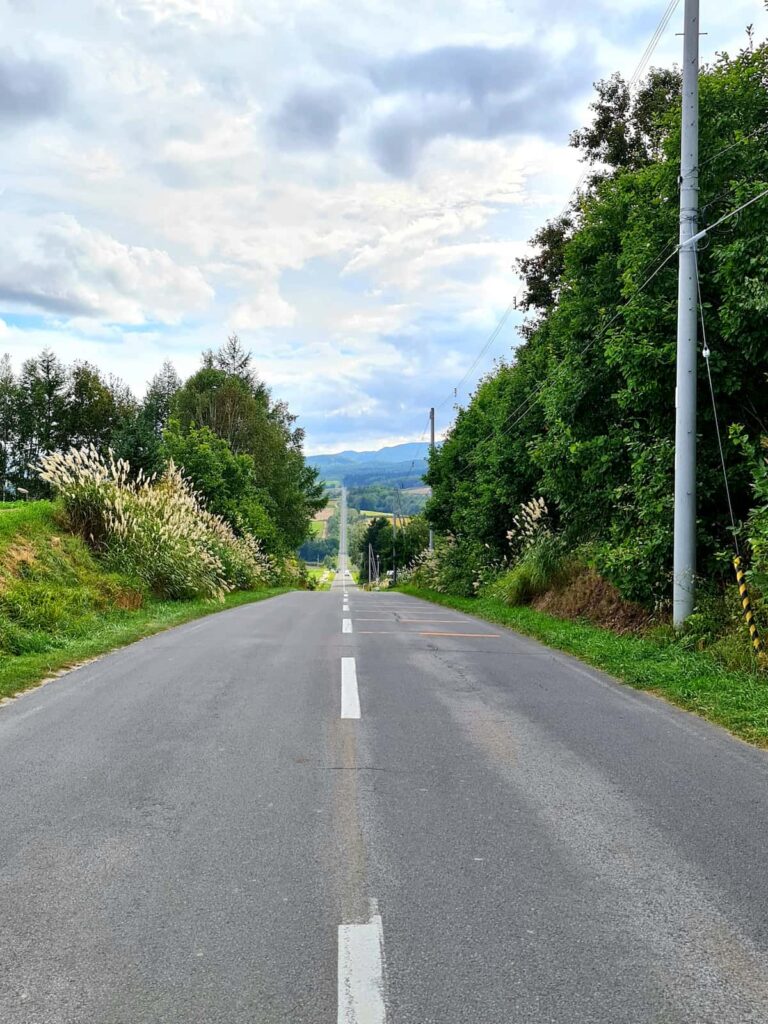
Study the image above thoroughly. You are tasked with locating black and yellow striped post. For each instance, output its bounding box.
[733,555,764,656]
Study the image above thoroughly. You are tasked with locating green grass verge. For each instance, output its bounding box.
[307,567,333,591]
[0,588,289,702]
[398,585,768,747]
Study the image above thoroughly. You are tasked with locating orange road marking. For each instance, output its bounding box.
[419,631,499,638]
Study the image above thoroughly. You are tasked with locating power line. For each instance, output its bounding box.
[694,251,738,550]
[461,184,768,467]
[628,0,681,89]
[435,302,516,412]
[466,239,681,464]
[682,183,768,249]
[556,0,681,223]
[698,123,768,172]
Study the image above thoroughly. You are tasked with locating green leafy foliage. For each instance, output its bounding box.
[488,535,573,607]
[425,42,768,608]
[356,514,430,581]
[0,337,325,561]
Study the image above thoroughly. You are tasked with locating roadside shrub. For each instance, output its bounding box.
[35,446,276,600]
[399,547,441,589]
[398,536,506,596]
[399,537,474,596]
[488,534,573,607]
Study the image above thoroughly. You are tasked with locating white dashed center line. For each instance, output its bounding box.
[343,619,353,634]
[341,658,360,719]
[338,903,387,1023]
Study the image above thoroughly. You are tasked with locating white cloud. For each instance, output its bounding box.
[229,292,296,330]
[0,214,213,324]
[0,0,765,449]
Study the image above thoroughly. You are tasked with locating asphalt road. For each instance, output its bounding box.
[3,551,768,1019]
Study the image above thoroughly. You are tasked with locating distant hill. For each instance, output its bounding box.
[306,442,430,486]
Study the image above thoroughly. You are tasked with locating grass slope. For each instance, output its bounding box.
[398,585,768,747]
[0,501,287,700]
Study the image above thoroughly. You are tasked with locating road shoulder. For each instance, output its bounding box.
[0,588,291,705]
[397,584,768,748]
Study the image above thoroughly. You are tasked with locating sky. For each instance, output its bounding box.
[0,0,765,454]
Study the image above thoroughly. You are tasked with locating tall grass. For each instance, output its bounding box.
[488,534,574,606]
[36,446,276,599]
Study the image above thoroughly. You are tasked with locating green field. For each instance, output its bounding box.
[309,519,326,538]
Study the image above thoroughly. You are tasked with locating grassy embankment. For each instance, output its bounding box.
[0,501,287,701]
[398,585,768,747]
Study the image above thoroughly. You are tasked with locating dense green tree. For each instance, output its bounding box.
[65,362,129,449]
[515,214,574,317]
[162,420,278,546]
[142,360,181,434]
[172,342,325,551]
[357,515,429,578]
[14,350,69,493]
[570,67,682,173]
[0,354,17,498]
[427,41,768,604]
[111,361,180,477]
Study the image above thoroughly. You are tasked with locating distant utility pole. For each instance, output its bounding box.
[391,502,397,586]
[429,406,435,552]
[673,0,700,628]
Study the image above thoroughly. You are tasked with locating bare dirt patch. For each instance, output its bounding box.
[2,541,38,576]
[533,568,654,634]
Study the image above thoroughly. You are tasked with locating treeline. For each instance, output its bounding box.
[346,485,427,516]
[341,466,426,488]
[299,498,341,564]
[426,40,768,606]
[0,336,325,554]
[356,515,429,578]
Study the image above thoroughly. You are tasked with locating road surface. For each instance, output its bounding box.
[2,524,768,1020]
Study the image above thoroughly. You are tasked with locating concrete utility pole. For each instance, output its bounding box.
[429,406,435,552]
[673,0,700,628]
[391,503,397,586]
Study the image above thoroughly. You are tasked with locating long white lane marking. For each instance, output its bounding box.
[338,905,386,1024]
[341,658,360,719]
[343,618,353,634]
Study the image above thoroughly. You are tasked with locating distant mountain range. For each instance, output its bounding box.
[306,442,431,486]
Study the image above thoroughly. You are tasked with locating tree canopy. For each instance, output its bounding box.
[0,337,325,555]
[427,41,768,604]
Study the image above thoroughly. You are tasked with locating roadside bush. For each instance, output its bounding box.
[399,535,506,596]
[36,446,276,600]
[488,534,573,607]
